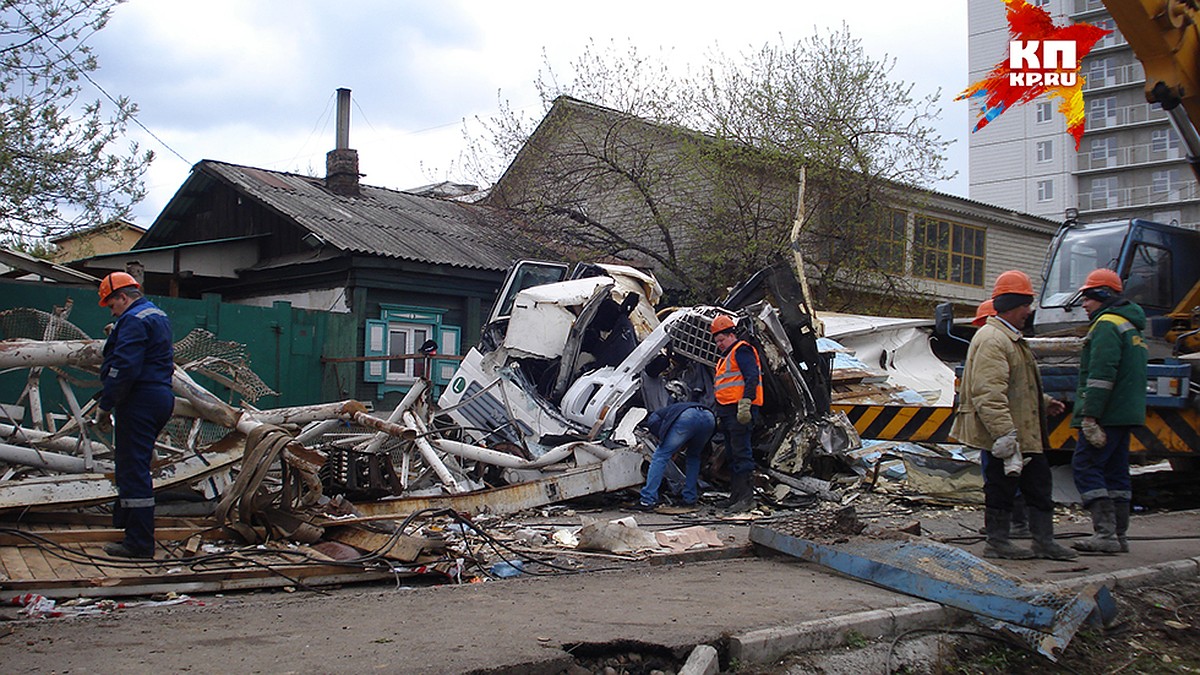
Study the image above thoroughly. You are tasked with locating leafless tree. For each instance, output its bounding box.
[468,28,952,308]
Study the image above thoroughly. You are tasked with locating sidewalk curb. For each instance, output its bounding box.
[727,556,1200,666]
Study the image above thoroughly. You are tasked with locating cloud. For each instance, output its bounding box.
[84,0,969,223]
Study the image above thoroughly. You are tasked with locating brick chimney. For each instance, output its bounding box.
[326,88,361,196]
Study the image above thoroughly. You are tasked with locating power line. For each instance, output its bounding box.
[10,3,192,166]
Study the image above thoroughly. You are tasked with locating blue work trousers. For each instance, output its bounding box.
[1072,426,1133,505]
[640,408,715,506]
[718,409,757,477]
[112,383,175,553]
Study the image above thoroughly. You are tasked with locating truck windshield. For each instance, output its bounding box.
[1040,225,1127,308]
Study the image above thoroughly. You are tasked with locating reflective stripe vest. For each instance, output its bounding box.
[714,340,763,405]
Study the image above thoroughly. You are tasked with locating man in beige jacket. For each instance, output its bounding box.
[952,270,1077,561]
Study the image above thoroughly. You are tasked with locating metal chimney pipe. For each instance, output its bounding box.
[335,88,351,150]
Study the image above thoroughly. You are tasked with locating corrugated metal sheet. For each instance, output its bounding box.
[201,161,544,271]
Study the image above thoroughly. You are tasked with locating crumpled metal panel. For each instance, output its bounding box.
[751,512,1113,661]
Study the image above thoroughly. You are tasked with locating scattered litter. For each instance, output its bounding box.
[655,526,723,553]
[489,560,526,578]
[577,516,661,554]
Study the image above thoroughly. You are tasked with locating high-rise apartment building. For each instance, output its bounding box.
[968,0,1199,228]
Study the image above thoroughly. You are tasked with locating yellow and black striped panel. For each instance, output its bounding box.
[832,404,955,443]
[1047,408,1200,456]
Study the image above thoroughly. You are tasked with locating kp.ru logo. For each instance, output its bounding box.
[957,0,1109,149]
[1007,40,1077,87]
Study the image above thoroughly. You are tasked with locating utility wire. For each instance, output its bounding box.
[11,3,191,166]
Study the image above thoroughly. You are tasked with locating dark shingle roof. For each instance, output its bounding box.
[168,160,547,271]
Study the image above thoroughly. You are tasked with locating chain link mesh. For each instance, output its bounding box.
[0,307,92,342]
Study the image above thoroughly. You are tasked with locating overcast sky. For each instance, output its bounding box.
[89,1,973,225]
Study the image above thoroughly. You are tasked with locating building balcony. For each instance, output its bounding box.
[1075,142,1185,173]
[1071,0,1106,16]
[1082,63,1143,92]
[1077,182,1200,212]
[1085,103,1170,132]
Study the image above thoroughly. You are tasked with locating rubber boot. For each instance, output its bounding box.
[982,508,1035,560]
[1072,498,1121,554]
[115,506,156,558]
[723,473,755,514]
[1113,500,1130,553]
[714,476,740,509]
[1010,494,1031,539]
[1027,508,1077,561]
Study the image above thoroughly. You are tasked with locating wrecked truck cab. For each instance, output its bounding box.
[437,260,844,478]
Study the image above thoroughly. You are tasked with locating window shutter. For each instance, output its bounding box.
[434,326,461,385]
[364,319,387,383]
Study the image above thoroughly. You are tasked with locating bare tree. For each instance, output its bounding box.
[0,0,153,246]
[471,28,952,308]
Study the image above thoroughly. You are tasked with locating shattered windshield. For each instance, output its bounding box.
[1040,224,1127,307]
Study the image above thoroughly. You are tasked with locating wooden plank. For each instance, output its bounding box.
[0,545,33,581]
[18,546,59,581]
[0,527,210,547]
[0,511,214,528]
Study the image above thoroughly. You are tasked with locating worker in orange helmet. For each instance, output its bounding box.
[971,298,995,327]
[709,313,763,513]
[952,270,1076,561]
[95,272,176,559]
[1070,268,1147,554]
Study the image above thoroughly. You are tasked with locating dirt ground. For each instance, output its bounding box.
[745,577,1200,675]
[1,493,1198,675]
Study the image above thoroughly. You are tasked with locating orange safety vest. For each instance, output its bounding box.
[714,340,764,406]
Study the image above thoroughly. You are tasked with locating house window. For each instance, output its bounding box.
[364,304,460,396]
[1087,57,1116,88]
[387,323,431,382]
[1090,176,1120,208]
[871,209,908,273]
[1152,169,1181,195]
[1090,137,1117,167]
[911,217,986,287]
[1036,102,1053,123]
[1036,140,1053,162]
[1088,96,1117,128]
[1151,128,1179,154]
[1029,0,1048,6]
[1095,19,1122,48]
[1037,179,1054,202]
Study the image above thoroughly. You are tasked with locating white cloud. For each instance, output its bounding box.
[89,0,970,224]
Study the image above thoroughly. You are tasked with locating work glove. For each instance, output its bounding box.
[94,408,112,434]
[1003,449,1024,477]
[1082,417,1107,448]
[737,398,752,425]
[990,430,1019,459]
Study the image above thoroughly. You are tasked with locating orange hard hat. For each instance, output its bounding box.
[972,298,995,327]
[1079,268,1123,293]
[98,272,140,306]
[991,270,1034,298]
[710,314,736,335]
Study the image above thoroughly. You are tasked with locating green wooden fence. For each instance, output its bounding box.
[0,280,358,418]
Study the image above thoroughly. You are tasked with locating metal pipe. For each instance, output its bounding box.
[0,444,113,473]
[295,418,344,445]
[361,379,426,452]
[0,422,101,455]
[432,438,569,469]
[56,376,95,471]
[346,411,418,442]
[401,410,463,492]
[431,438,616,469]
